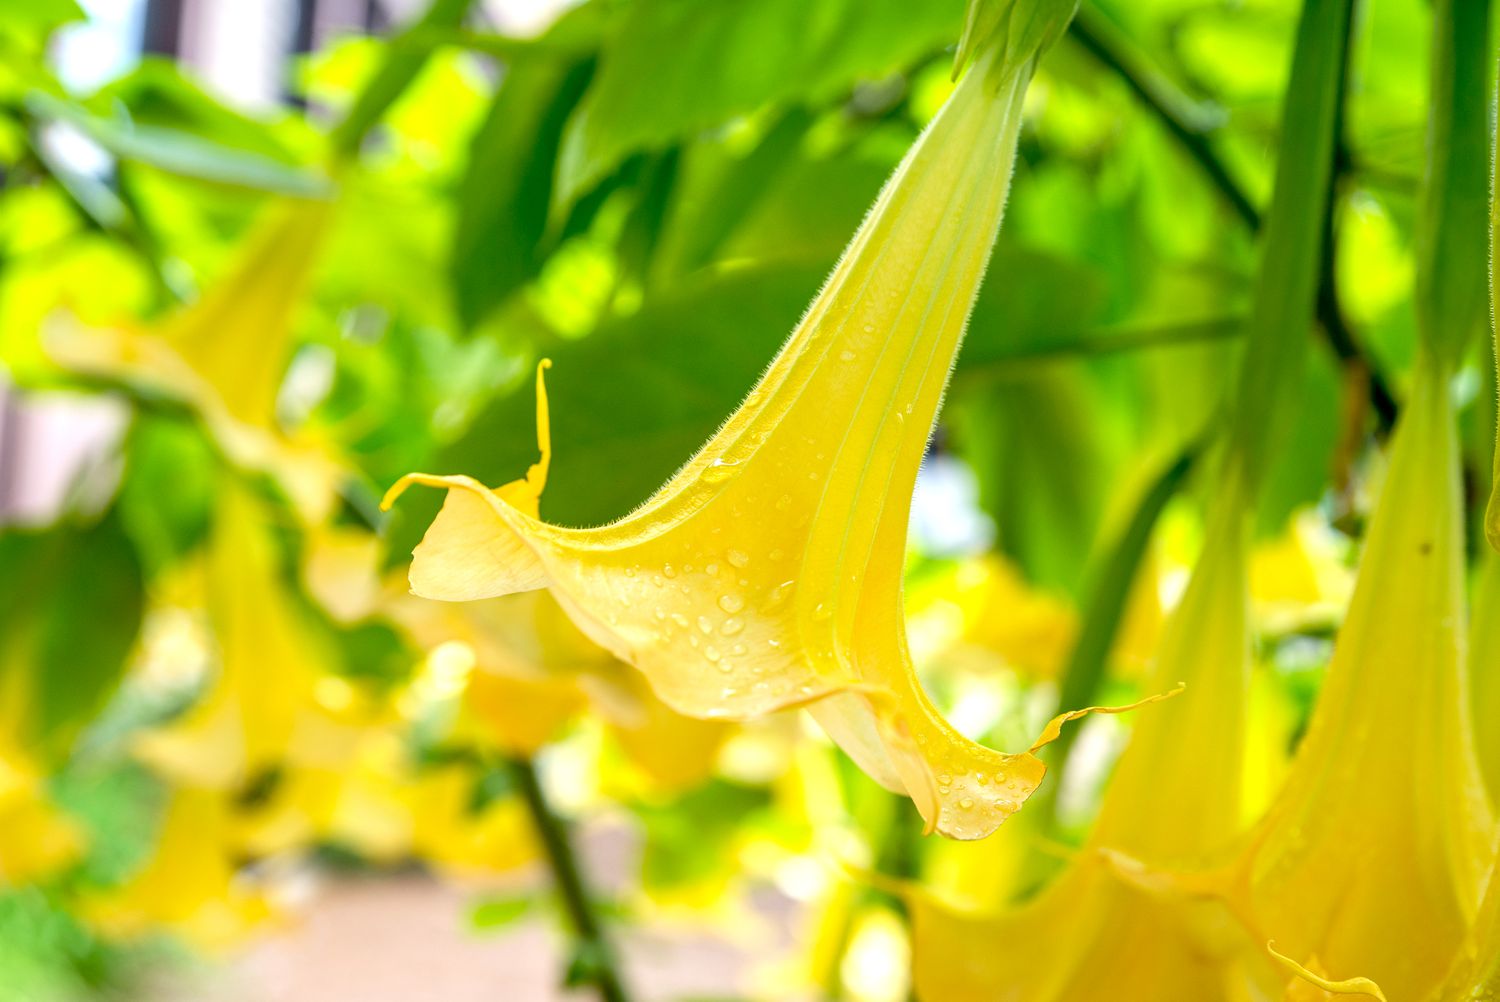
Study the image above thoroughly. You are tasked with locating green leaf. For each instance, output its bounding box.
[467,894,535,932]
[0,510,145,758]
[950,368,1115,594]
[554,0,966,208]
[1226,0,1354,495]
[452,54,596,329]
[116,417,217,578]
[26,92,330,197]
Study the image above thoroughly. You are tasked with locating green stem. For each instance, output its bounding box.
[506,757,631,1002]
[1068,5,1396,435]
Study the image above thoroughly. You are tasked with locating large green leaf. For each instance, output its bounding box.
[0,510,144,758]
[25,92,329,197]
[451,55,596,328]
[554,0,965,207]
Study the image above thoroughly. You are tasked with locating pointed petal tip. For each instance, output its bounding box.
[1026,683,1185,756]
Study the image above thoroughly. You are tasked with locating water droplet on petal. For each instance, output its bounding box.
[718,594,744,613]
[721,617,745,636]
[728,549,750,569]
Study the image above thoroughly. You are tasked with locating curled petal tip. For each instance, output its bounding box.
[1266,942,1386,1000]
[1025,684,1184,756]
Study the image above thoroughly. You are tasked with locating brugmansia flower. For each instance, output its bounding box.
[49,198,341,520]
[0,630,85,886]
[0,752,84,885]
[135,480,333,790]
[397,592,733,791]
[1237,361,1494,999]
[304,523,732,790]
[898,488,1303,1002]
[386,8,1157,840]
[86,788,276,950]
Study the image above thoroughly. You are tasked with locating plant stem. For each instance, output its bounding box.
[1068,5,1397,435]
[506,756,631,1002]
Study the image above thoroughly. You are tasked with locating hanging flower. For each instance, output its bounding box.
[1235,359,1494,999]
[385,10,1162,841]
[134,480,335,791]
[48,198,343,520]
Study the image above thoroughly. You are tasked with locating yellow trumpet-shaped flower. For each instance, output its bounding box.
[135,481,332,790]
[1240,360,1495,999]
[0,657,85,885]
[386,35,1156,840]
[0,750,84,885]
[901,486,1291,1002]
[85,788,276,951]
[393,590,731,791]
[49,198,341,520]
[906,555,1080,680]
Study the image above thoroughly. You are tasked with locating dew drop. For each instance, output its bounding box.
[705,563,719,576]
[663,564,677,579]
[839,350,855,362]
[702,458,738,483]
[670,613,690,629]
[698,615,714,635]
[718,594,745,613]
[624,566,637,578]
[720,617,745,636]
[727,549,750,569]
[959,798,974,810]
[704,646,722,663]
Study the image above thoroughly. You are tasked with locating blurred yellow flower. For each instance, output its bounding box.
[1249,510,1353,634]
[0,751,84,885]
[48,198,343,520]
[86,788,276,951]
[134,481,333,790]
[906,556,1078,680]
[386,41,1155,841]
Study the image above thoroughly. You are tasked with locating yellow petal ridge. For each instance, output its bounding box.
[383,50,1119,839]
